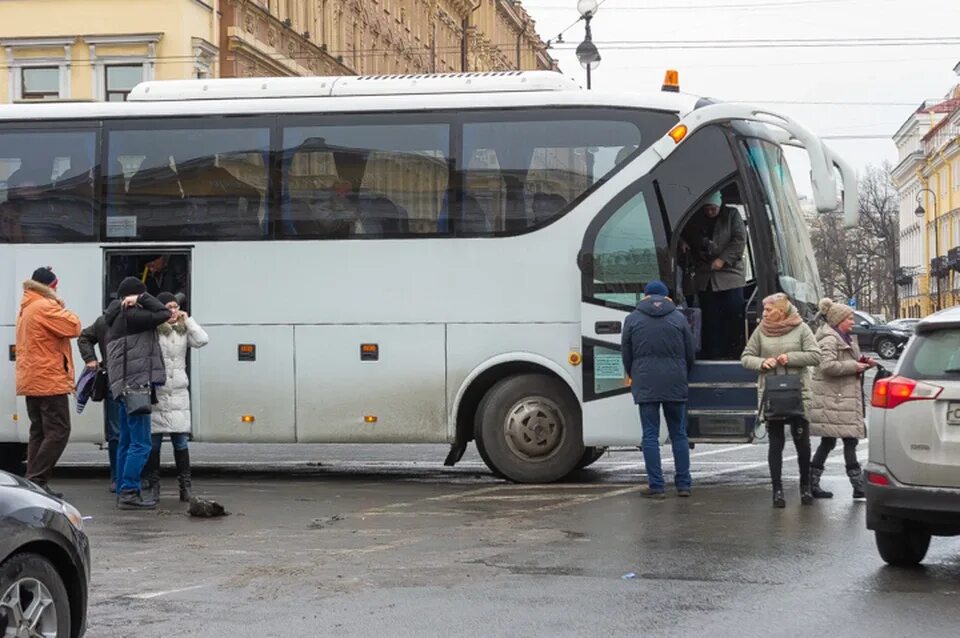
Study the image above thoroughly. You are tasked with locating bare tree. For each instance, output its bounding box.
[810,163,900,317]
[857,163,900,316]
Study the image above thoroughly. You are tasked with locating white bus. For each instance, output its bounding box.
[0,71,856,483]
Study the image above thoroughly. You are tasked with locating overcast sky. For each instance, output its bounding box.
[522,0,960,194]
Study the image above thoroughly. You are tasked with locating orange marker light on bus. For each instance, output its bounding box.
[668,124,688,144]
[241,415,255,423]
[364,415,378,424]
[662,69,680,92]
[568,352,582,366]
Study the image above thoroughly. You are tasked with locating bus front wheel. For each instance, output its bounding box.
[474,374,583,484]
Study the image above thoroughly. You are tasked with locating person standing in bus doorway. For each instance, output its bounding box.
[808,298,876,500]
[15,267,82,498]
[105,277,171,510]
[78,312,122,492]
[141,255,188,298]
[622,280,696,498]
[144,292,208,504]
[681,191,746,359]
[741,293,821,508]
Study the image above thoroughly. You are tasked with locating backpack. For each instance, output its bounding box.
[762,367,805,421]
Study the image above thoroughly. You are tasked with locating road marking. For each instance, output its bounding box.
[126,585,206,600]
[689,444,755,458]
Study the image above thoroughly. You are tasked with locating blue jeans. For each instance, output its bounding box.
[639,402,692,492]
[151,433,189,453]
[115,397,152,494]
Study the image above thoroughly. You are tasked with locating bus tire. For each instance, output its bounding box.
[474,374,583,484]
[0,443,27,476]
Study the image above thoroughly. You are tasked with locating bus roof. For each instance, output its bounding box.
[0,72,701,122]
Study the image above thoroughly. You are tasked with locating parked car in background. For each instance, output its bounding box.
[0,472,89,637]
[887,318,921,333]
[866,307,960,566]
[852,310,912,359]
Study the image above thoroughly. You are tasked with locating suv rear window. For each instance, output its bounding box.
[899,327,960,381]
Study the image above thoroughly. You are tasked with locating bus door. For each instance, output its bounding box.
[579,125,770,445]
[103,248,191,311]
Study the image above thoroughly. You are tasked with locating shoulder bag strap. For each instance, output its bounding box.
[121,310,128,389]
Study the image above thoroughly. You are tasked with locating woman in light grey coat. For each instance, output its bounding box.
[742,293,821,508]
[808,298,877,500]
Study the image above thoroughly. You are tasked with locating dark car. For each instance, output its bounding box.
[851,310,912,360]
[0,472,90,637]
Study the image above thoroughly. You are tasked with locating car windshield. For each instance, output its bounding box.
[742,138,823,306]
[899,327,960,379]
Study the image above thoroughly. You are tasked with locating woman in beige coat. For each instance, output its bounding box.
[808,298,877,500]
[742,293,822,508]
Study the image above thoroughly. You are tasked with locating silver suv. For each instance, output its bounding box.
[866,307,960,566]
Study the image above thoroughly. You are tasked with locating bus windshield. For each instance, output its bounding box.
[742,138,822,306]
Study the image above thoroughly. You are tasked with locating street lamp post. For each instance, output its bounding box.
[575,0,600,89]
[915,187,940,312]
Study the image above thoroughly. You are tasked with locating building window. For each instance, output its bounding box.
[105,65,143,102]
[21,67,60,100]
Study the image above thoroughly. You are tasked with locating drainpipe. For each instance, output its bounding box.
[462,0,482,72]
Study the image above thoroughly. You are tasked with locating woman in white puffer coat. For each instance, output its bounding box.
[144,292,208,503]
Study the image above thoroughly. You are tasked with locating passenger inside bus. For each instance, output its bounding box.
[176,153,263,239]
[531,193,568,225]
[679,185,750,360]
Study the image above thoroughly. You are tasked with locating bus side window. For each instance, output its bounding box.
[459,113,671,235]
[0,129,97,243]
[105,123,269,241]
[280,121,451,239]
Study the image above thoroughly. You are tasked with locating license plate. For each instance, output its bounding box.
[948,403,960,426]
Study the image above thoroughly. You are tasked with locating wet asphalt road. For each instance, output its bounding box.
[52,440,960,638]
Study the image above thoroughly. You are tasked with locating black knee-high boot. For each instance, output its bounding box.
[145,446,161,504]
[174,447,192,502]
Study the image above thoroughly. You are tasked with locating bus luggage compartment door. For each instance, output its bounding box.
[295,325,446,443]
[0,327,23,445]
[686,361,757,442]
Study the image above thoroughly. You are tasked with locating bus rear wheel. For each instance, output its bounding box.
[474,374,583,483]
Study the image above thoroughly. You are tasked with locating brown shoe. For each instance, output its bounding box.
[677,489,692,498]
[639,486,666,499]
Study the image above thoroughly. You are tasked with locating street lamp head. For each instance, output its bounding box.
[914,205,925,217]
[576,39,601,70]
[577,0,599,17]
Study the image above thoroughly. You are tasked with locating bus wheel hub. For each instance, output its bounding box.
[504,398,564,459]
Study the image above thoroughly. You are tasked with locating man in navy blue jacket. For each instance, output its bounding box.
[622,280,696,498]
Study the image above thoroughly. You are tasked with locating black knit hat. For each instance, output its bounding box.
[156,292,178,306]
[31,267,57,287]
[117,276,146,297]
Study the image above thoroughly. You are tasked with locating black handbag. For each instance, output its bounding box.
[90,367,108,403]
[762,367,805,421]
[121,311,155,417]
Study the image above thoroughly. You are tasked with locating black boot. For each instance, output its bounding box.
[810,466,833,499]
[174,447,192,503]
[145,446,161,504]
[800,483,814,505]
[772,486,786,509]
[847,467,865,499]
[117,490,157,510]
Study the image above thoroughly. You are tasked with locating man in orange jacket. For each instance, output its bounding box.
[15,267,82,497]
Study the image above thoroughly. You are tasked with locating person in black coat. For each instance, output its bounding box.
[78,314,122,491]
[104,277,172,510]
[622,280,696,498]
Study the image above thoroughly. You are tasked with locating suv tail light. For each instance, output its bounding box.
[871,375,943,410]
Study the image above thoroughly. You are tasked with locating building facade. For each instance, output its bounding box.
[0,1,554,106]
[0,0,221,104]
[219,0,555,79]
[892,63,960,317]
